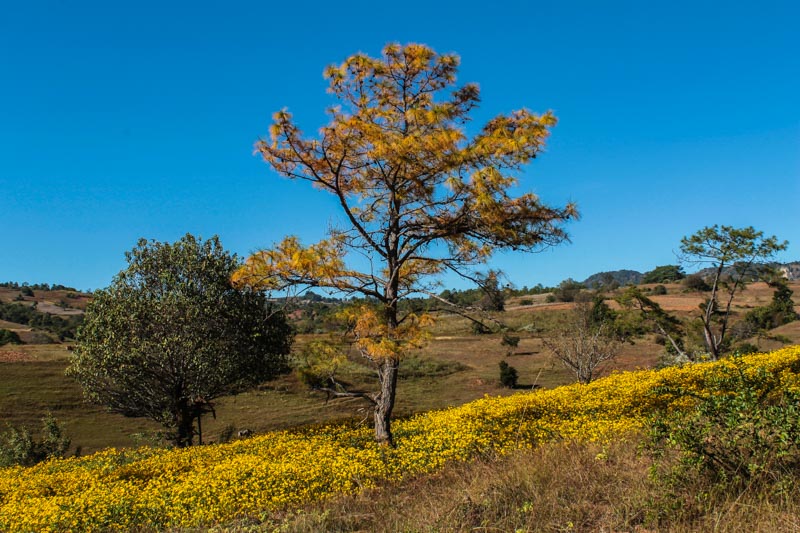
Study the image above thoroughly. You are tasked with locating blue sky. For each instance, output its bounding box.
[1,1,798,292]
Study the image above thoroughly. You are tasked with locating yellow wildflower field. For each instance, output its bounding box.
[2,346,799,531]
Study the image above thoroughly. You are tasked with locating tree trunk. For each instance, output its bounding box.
[374,358,399,446]
[175,405,195,447]
[703,323,720,360]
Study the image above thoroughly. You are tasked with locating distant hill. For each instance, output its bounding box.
[582,270,643,288]
[693,261,800,282]
[579,262,799,288]
[780,262,800,280]
[0,284,89,344]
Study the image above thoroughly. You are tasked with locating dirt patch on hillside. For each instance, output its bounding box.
[34,301,84,316]
[0,351,34,363]
[649,294,704,311]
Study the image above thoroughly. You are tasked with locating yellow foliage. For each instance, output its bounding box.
[335,304,433,361]
[242,42,578,442]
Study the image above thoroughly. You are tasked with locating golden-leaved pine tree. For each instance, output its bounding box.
[234,43,578,445]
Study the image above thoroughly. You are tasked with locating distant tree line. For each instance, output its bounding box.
[0,282,79,292]
[0,301,83,340]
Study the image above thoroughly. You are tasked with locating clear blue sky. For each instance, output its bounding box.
[2,0,798,292]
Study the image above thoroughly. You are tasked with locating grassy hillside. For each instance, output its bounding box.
[1,281,798,454]
[2,346,799,531]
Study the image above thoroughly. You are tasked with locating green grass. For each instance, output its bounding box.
[0,357,160,453]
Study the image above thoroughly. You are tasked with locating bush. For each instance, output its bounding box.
[683,274,711,292]
[651,285,667,295]
[500,332,520,355]
[0,414,71,467]
[648,357,800,494]
[0,329,22,346]
[498,361,518,388]
[735,342,760,355]
[552,279,584,302]
[471,320,492,335]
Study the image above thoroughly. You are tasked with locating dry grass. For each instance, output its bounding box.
[252,436,800,533]
[1,282,798,455]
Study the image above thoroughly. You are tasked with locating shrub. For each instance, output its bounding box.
[0,414,71,467]
[498,361,518,388]
[471,320,493,335]
[552,279,584,302]
[648,356,800,494]
[500,332,520,355]
[741,278,798,334]
[0,329,22,346]
[735,342,760,355]
[651,284,667,295]
[683,274,711,292]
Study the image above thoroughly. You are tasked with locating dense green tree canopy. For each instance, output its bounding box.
[69,234,293,447]
[642,265,685,284]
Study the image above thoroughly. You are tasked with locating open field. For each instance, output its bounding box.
[1,281,798,454]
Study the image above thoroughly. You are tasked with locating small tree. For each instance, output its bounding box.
[680,225,788,360]
[498,360,518,388]
[477,271,506,312]
[551,278,584,302]
[500,331,520,356]
[618,286,688,361]
[234,43,576,445]
[543,302,621,384]
[733,275,798,344]
[69,235,293,447]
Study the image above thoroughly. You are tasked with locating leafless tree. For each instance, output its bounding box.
[543,303,621,384]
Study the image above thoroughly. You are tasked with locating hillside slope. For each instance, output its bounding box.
[2,346,799,531]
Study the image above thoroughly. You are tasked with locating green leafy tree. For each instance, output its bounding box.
[618,286,687,361]
[680,225,788,359]
[69,235,293,447]
[551,278,584,303]
[476,271,506,312]
[233,43,577,445]
[642,264,685,284]
[733,275,798,345]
